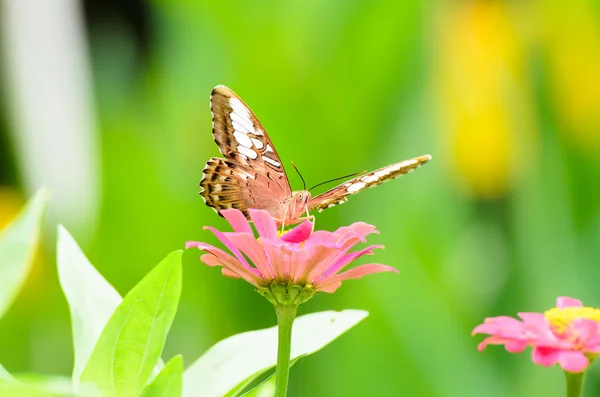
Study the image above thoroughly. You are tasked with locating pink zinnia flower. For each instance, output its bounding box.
[473,297,600,372]
[186,209,397,305]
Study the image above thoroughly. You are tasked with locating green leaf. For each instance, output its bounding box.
[0,385,55,397]
[56,225,123,387]
[239,374,275,397]
[0,363,12,382]
[183,309,368,397]
[238,357,301,397]
[0,375,57,397]
[80,250,182,397]
[12,374,75,397]
[0,189,48,318]
[140,356,183,397]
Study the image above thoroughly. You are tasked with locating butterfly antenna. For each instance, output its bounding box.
[291,161,307,191]
[308,170,367,192]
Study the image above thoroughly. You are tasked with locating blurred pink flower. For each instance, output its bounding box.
[186,209,396,303]
[473,297,600,372]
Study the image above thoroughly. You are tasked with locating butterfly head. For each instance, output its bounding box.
[280,190,312,225]
[291,190,311,205]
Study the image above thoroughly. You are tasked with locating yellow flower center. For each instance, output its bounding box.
[545,307,600,335]
[277,229,290,237]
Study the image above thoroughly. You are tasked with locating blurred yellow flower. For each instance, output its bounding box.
[0,186,23,229]
[433,1,536,198]
[543,0,600,153]
[0,186,48,309]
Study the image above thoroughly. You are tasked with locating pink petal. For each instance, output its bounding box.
[248,209,278,240]
[204,227,253,270]
[261,240,291,281]
[287,248,311,283]
[333,222,378,243]
[317,281,342,293]
[222,268,243,280]
[557,351,589,372]
[570,319,600,350]
[505,340,529,352]
[476,336,527,352]
[227,233,273,280]
[194,245,262,284]
[556,297,583,309]
[187,241,238,265]
[330,225,381,259]
[304,246,347,281]
[186,240,205,249]
[200,253,226,267]
[315,263,397,292]
[304,230,345,249]
[348,222,379,238]
[532,346,561,367]
[532,347,590,372]
[570,318,598,339]
[517,312,548,324]
[477,337,498,351]
[281,220,313,243]
[475,313,561,348]
[319,245,385,278]
[318,226,371,253]
[221,209,253,233]
[472,316,526,336]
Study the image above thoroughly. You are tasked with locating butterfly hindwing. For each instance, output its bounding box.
[308,155,432,212]
[200,86,292,217]
[200,157,287,217]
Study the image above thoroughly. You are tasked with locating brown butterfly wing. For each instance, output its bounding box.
[200,85,292,218]
[200,158,287,218]
[308,154,432,212]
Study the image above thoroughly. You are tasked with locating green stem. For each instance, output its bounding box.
[274,304,298,397]
[565,371,585,397]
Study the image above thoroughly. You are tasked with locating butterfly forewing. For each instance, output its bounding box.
[200,86,292,217]
[199,85,432,224]
[308,155,432,212]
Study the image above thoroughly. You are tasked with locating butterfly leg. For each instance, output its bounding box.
[279,206,289,234]
[303,204,315,229]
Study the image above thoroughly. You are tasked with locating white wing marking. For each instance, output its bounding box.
[237,145,258,159]
[346,182,366,193]
[251,138,264,149]
[230,112,255,133]
[263,156,281,167]
[229,98,250,116]
[233,131,253,148]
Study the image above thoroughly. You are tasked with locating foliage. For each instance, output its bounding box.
[0,196,367,396]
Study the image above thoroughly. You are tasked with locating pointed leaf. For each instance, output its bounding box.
[140,356,183,397]
[80,251,182,397]
[240,375,275,397]
[238,357,301,397]
[0,364,12,382]
[183,310,368,397]
[57,225,122,387]
[0,189,48,318]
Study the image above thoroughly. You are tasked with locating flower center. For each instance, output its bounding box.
[277,229,289,237]
[545,307,600,335]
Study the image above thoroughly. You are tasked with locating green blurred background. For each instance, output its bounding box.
[1,0,600,396]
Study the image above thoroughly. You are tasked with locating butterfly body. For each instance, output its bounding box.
[200,85,431,226]
[277,190,312,225]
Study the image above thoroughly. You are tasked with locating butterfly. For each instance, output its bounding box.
[200,85,431,226]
